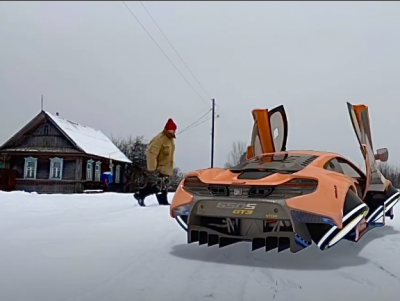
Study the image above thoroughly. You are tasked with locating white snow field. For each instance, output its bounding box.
[1,191,400,301]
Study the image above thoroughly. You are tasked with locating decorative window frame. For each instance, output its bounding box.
[94,161,101,181]
[115,164,121,183]
[24,157,37,179]
[43,124,50,135]
[86,159,94,181]
[109,159,114,175]
[49,157,63,180]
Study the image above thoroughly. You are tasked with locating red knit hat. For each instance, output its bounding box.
[165,118,177,131]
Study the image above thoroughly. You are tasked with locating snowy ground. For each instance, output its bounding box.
[1,191,400,301]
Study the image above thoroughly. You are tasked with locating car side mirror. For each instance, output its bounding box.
[375,148,389,162]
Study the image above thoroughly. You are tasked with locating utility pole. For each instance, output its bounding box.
[211,98,215,168]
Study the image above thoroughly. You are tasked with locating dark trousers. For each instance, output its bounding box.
[136,179,169,205]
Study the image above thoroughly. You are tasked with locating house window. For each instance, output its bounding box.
[95,161,101,181]
[24,157,37,179]
[43,124,49,135]
[49,157,63,180]
[115,165,121,183]
[86,159,94,181]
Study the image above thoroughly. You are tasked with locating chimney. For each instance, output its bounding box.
[56,112,59,116]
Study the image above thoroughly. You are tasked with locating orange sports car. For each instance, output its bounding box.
[170,102,399,253]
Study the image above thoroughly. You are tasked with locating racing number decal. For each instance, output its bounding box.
[216,202,256,215]
[233,209,254,215]
[215,202,280,218]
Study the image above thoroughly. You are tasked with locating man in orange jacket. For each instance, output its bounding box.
[134,118,177,206]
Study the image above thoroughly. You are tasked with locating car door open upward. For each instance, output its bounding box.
[247,105,288,159]
[346,102,387,194]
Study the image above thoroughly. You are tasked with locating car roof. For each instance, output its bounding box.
[233,150,344,173]
[266,150,341,158]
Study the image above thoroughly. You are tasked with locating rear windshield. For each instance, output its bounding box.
[230,154,318,173]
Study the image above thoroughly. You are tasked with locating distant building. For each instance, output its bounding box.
[0,110,132,193]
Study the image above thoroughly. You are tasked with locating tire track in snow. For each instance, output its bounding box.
[256,264,303,300]
[3,191,400,301]
[363,231,400,284]
[61,254,144,301]
[336,271,375,286]
[369,261,400,282]
[60,214,179,301]
[169,244,257,301]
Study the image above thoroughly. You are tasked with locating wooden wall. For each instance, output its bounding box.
[7,154,127,193]
[15,179,77,194]
[10,156,77,180]
[0,113,131,194]
[18,122,77,151]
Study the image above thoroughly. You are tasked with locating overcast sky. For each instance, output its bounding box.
[1,1,400,172]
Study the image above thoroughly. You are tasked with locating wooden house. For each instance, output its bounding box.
[0,110,132,193]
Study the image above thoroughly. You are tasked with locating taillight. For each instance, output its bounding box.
[183,176,203,186]
[281,179,318,188]
[182,176,211,196]
[268,178,317,198]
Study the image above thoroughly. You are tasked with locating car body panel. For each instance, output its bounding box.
[346,102,387,193]
[171,151,360,228]
[248,105,288,158]
[170,102,396,253]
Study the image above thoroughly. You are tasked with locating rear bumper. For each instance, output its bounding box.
[188,225,309,253]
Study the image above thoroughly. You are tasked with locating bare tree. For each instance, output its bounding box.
[377,162,400,188]
[224,140,247,168]
[169,167,185,191]
[111,135,150,192]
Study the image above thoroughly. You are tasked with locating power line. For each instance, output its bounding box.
[121,1,236,145]
[178,116,211,135]
[121,1,209,107]
[177,109,211,135]
[139,1,212,100]
[213,102,235,143]
[179,108,211,125]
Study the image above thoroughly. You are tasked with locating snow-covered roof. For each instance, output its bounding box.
[46,112,132,164]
